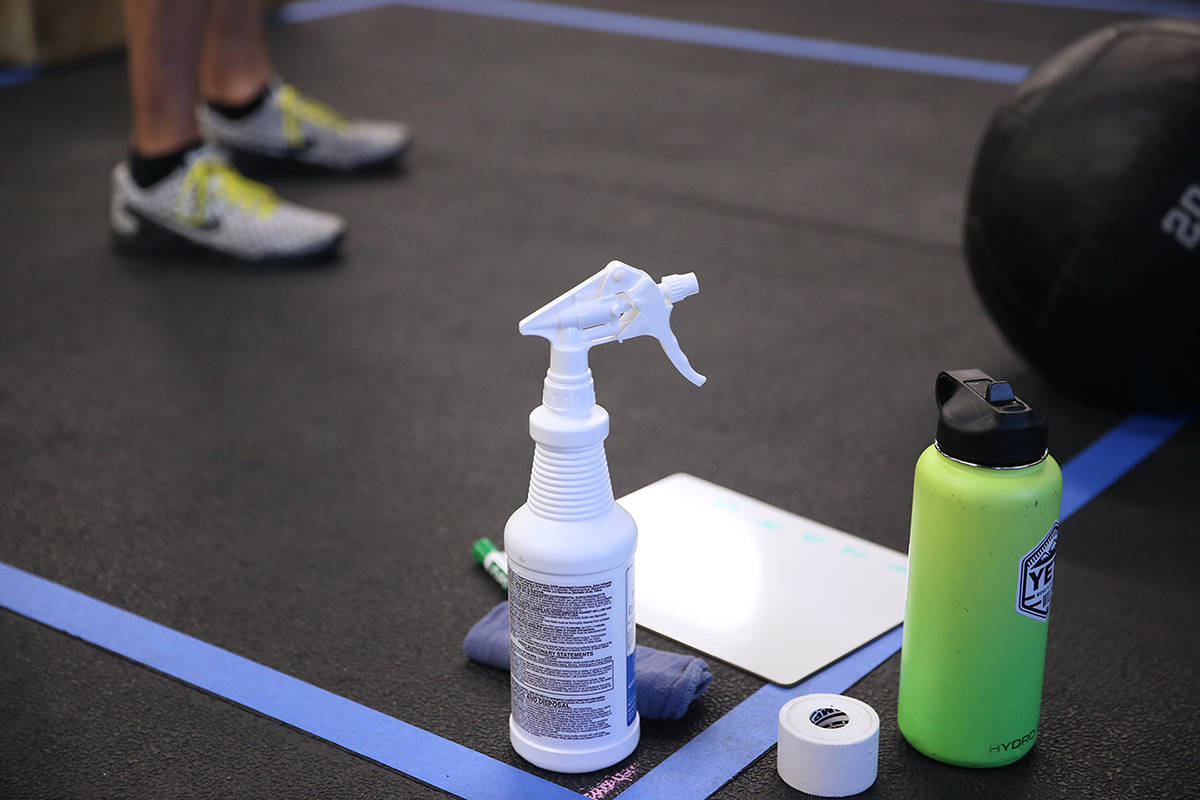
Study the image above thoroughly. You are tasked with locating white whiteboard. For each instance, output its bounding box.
[622,473,907,685]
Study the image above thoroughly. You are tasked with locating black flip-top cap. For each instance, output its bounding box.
[935,369,1048,468]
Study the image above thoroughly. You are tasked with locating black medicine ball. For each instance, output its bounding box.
[965,18,1200,411]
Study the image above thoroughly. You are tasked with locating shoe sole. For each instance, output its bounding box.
[112,208,344,266]
[226,139,411,177]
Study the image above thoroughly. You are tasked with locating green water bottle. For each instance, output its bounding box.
[897,369,1062,767]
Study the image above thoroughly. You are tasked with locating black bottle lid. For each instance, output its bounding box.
[934,369,1048,468]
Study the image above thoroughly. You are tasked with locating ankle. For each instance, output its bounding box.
[201,68,275,107]
[131,111,204,162]
[128,139,204,188]
[206,83,273,120]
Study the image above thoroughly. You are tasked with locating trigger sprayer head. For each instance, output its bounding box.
[520,261,706,412]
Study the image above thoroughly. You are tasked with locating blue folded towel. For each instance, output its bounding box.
[463,600,712,721]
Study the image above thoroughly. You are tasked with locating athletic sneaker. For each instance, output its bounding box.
[198,81,411,172]
[110,143,346,263]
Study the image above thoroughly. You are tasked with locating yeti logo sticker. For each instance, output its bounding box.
[1017,522,1058,621]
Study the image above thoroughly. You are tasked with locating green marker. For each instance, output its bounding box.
[472,537,509,591]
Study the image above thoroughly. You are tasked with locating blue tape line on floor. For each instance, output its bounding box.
[0,0,1030,93]
[974,0,1200,18]
[279,0,1030,84]
[1059,412,1193,519]
[0,563,580,800]
[0,65,39,89]
[610,410,1192,799]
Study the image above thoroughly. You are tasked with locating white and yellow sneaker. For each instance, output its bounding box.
[198,81,411,173]
[110,144,346,263]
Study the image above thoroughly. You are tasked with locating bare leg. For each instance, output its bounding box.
[199,0,274,106]
[123,0,211,156]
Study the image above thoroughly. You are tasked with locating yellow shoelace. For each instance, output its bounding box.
[177,157,279,226]
[277,83,350,147]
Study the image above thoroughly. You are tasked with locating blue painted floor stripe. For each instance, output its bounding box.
[27,0,1193,96]
[279,0,1030,84]
[1059,412,1193,519]
[612,410,1192,799]
[0,562,581,800]
[0,65,39,89]
[0,0,1031,93]
[974,0,1200,18]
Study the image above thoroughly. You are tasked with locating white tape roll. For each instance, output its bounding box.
[777,693,879,797]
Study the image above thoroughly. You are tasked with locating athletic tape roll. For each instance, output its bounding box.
[777,693,879,797]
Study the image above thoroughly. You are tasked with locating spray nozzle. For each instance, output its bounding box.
[520,261,706,413]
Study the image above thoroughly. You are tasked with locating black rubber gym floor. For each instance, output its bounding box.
[1,1,1197,798]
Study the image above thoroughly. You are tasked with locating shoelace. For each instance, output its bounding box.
[177,156,279,226]
[277,83,349,147]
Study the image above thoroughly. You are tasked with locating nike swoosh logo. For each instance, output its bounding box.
[231,135,317,160]
[283,135,318,157]
[128,205,220,235]
[190,216,220,231]
[293,135,317,151]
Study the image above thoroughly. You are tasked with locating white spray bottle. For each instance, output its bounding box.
[506,261,706,773]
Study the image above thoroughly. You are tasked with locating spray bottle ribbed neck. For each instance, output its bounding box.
[527,441,615,521]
